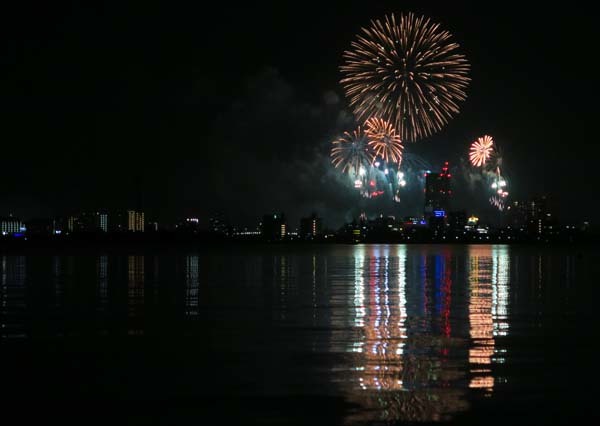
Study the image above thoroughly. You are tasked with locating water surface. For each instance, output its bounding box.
[1,244,597,425]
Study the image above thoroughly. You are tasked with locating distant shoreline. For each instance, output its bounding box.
[0,234,597,254]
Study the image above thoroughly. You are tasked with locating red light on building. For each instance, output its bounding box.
[369,180,375,187]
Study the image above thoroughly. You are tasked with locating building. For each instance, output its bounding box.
[127,210,145,232]
[98,212,108,232]
[261,212,286,241]
[299,213,322,239]
[66,211,108,233]
[424,161,452,218]
[448,211,467,232]
[505,201,528,230]
[209,213,230,236]
[67,213,93,233]
[177,217,201,233]
[67,215,77,232]
[1,215,25,236]
[24,218,62,236]
[526,196,554,236]
[466,215,479,230]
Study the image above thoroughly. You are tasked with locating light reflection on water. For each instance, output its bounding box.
[0,245,592,424]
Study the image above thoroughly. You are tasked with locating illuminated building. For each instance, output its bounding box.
[176,217,200,233]
[1,215,25,236]
[527,196,553,236]
[506,196,554,237]
[66,211,107,233]
[300,213,322,239]
[261,212,286,241]
[127,210,145,232]
[98,212,108,232]
[467,215,479,228]
[424,162,452,226]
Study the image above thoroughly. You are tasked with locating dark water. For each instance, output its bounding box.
[1,244,598,425]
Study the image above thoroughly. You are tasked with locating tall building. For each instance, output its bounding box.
[127,210,145,232]
[505,201,528,229]
[300,213,322,239]
[98,212,108,232]
[526,196,553,236]
[261,212,286,241]
[506,196,554,236]
[67,215,78,233]
[424,161,452,217]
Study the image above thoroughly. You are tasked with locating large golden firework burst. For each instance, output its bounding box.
[340,12,470,142]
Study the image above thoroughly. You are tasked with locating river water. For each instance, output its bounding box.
[1,244,597,425]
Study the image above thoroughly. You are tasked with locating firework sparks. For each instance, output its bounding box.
[340,12,470,142]
[365,117,404,165]
[330,126,372,175]
[469,135,495,167]
[489,166,509,210]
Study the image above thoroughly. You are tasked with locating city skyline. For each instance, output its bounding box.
[0,158,580,230]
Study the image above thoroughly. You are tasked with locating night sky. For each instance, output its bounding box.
[1,1,596,228]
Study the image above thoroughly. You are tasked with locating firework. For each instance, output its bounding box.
[330,127,372,175]
[365,117,404,165]
[488,166,509,210]
[489,195,505,211]
[340,12,470,142]
[469,135,495,167]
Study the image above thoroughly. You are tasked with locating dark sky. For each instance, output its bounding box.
[0,1,596,228]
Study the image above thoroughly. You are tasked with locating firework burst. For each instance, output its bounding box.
[330,126,372,175]
[340,12,470,142]
[469,135,495,167]
[365,117,404,164]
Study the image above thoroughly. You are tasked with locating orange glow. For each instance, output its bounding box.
[469,135,494,167]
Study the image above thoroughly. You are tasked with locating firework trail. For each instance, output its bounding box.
[340,12,470,142]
